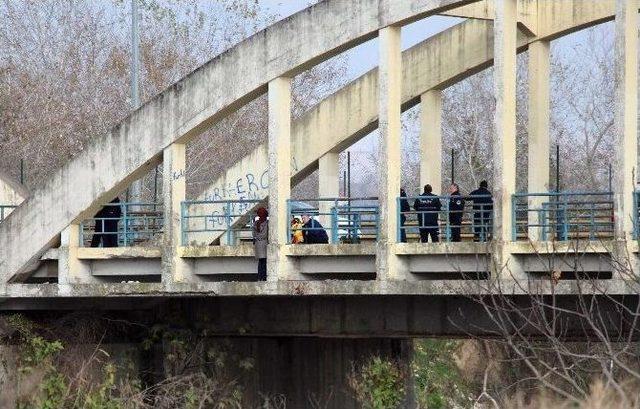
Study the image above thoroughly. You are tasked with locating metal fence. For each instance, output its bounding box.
[398,195,493,243]
[80,202,163,247]
[512,192,614,241]
[287,197,379,244]
[181,199,263,246]
[0,205,17,222]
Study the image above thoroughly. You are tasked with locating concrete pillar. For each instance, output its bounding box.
[267,77,298,280]
[493,0,518,244]
[162,143,194,284]
[58,224,94,284]
[527,40,550,241]
[420,90,443,193]
[319,152,340,239]
[377,26,407,281]
[613,0,638,241]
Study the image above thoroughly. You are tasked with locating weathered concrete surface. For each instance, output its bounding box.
[0,0,479,283]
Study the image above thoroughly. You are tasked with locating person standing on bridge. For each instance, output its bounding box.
[301,213,329,244]
[91,197,122,248]
[414,184,441,243]
[448,183,465,242]
[469,180,493,242]
[399,188,410,243]
[253,207,269,281]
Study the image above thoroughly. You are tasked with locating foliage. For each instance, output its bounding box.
[412,340,472,408]
[348,356,406,409]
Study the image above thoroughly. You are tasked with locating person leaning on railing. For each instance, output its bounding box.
[469,180,493,242]
[301,213,329,244]
[253,207,269,281]
[90,197,122,248]
[399,188,410,243]
[414,184,441,243]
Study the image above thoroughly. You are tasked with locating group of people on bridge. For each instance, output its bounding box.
[400,181,493,243]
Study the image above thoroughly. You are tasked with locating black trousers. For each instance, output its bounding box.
[449,218,462,242]
[257,258,267,281]
[90,221,119,248]
[419,228,439,243]
[400,215,407,243]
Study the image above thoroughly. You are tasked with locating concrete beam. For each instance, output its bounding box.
[419,90,443,192]
[440,0,538,36]
[162,143,195,284]
[527,40,550,241]
[376,26,406,281]
[613,0,638,241]
[493,0,518,244]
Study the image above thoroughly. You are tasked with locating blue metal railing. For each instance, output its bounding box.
[0,205,17,222]
[397,195,493,243]
[287,197,379,244]
[512,192,614,241]
[80,202,163,247]
[181,199,263,246]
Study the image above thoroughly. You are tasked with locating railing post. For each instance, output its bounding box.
[331,203,338,244]
[444,199,451,242]
[122,203,128,247]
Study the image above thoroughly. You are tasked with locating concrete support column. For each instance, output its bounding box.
[613,0,638,241]
[377,26,407,281]
[420,90,443,193]
[58,224,94,284]
[493,0,523,277]
[527,40,550,241]
[319,152,340,239]
[268,77,298,280]
[162,143,194,284]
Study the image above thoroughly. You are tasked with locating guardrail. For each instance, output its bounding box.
[287,197,379,244]
[512,192,613,241]
[80,202,163,247]
[0,205,17,222]
[397,195,493,243]
[181,199,263,246]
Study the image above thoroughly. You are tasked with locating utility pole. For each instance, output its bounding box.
[128,0,143,203]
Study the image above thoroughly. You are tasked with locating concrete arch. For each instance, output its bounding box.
[199,0,625,244]
[0,0,480,282]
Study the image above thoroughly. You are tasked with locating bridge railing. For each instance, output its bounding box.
[398,195,493,243]
[79,202,163,247]
[512,192,614,241]
[287,197,379,244]
[181,199,263,246]
[0,205,17,222]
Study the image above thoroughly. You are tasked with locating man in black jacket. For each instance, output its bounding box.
[448,183,465,242]
[301,214,329,244]
[413,184,441,243]
[469,180,493,241]
[399,188,410,243]
[91,197,122,248]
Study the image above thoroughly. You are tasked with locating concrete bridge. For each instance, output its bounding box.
[0,0,639,322]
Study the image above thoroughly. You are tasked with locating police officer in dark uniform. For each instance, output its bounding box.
[91,197,122,248]
[413,184,441,243]
[399,188,410,243]
[469,180,493,241]
[448,183,465,242]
